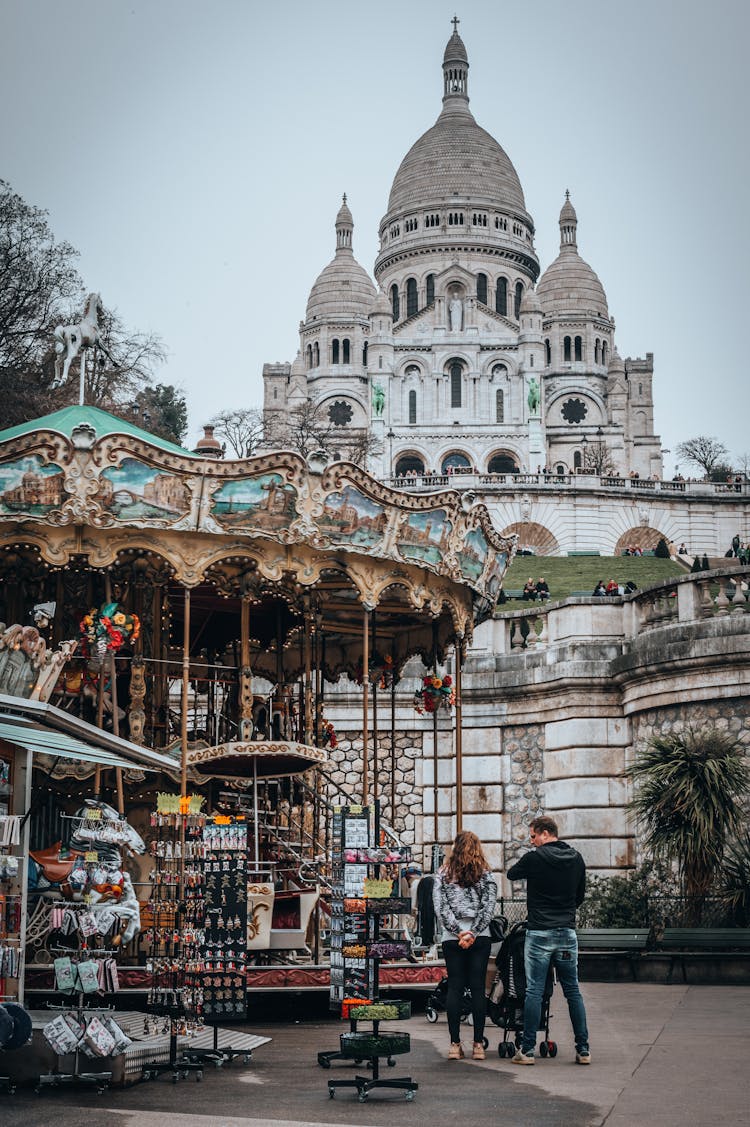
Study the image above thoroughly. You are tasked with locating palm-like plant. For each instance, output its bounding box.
[627,728,749,924]
[719,833,750,926]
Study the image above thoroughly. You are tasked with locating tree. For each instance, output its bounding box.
[0,178,84,424]
[129,384,188,446]
[265,400,335,459]
[627,728,749,923]
[0,179,168,426]
[675,436,729,478]
[582,438,617,477]
[209,407,264,458]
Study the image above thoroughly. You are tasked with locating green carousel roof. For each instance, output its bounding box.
[0,405,194,458]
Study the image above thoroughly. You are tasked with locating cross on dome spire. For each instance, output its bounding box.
[452,15,459,33]
[443,16,469,104]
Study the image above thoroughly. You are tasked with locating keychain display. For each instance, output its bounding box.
[198,817,248,1019]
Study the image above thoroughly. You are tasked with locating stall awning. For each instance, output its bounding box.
[0,718,143,770]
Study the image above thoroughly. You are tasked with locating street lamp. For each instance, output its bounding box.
[386,429,395,478]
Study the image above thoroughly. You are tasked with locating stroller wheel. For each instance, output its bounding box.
[483,1036,489,1049]
[425,1008,438,1023]
[547,1040,558,1057]
[539,1042,548,1057]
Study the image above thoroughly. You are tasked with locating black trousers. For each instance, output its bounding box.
[442,936,491,1043]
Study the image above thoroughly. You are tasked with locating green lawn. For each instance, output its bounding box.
[501,554,684,602]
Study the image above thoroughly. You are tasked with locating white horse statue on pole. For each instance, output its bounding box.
[53,292,105,387]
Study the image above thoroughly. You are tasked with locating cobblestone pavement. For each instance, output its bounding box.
[3,983,748,1126]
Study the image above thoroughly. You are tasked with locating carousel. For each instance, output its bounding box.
[0,402,514,1001]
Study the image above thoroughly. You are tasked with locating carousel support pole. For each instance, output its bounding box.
[390,674,397,826]
[372,612,378,804]
[78,345,86,406]
[432,621,439,848]
[105,573,124,813]
[240,591,252,740]
[455,637,464,834]
[303,597,313,746]
[362,608,369,804]
[253,756,259,874]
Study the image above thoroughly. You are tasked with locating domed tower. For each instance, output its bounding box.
[372,18,540,479]
[264,196,376,456]
[537,192,618,474]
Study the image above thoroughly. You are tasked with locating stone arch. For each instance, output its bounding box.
[441,450,472,474]
[500,521,560,556]
[614,526,669,553]
[487,451,520,473]
[395,453,425,476]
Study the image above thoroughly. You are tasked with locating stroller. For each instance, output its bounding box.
[425,975,472,1024]
[487,920,557,1058]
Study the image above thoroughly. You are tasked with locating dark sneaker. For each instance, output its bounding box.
[512,1049,535,1065]
[576,1047,591,1065]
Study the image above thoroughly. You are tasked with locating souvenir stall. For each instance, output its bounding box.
[0,406,513,991]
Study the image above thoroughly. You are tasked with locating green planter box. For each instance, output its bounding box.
[347,1000,412,1021]
[340,1031,411,1058]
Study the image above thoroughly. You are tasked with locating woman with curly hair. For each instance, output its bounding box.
[433,830,497,1059]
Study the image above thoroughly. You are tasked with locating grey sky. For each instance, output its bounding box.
[1,0,747,473]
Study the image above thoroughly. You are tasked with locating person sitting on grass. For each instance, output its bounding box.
[535,578,550,601]
[522,578,537,601]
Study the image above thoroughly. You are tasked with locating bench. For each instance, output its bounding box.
[659,928,750,983]
[577,928,650,980]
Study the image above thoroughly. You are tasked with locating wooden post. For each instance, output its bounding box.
[432,706,439,846]
[390,674,397,825]
[455,638,464,834]
[362,608,369,804]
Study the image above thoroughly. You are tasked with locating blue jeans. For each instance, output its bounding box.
[522,928,589,1054]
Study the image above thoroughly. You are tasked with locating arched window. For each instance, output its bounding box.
[362,341,368,366]
[514,282,524,319]
[564,336,571,362]
[426,274,435,305]
[450,361,462,409]
[390,284,400,321]
[574,336,582,362]
[396,454,425,476]
[343,338,350,364]
[313,341,319,366]
[496,389,504,423]
[556,464,565,476]
[306,344,312,369]
[408,389,417,424]
[487,453,518,473]
[331,338,340,364]
[574,450,582,470]
[602,341,608,364]
[496,277,508,316]
[406,277,418,318]
[545,339,551,365]
[594,339,601,364]
[477,273,488,304]
[442,452,471,473]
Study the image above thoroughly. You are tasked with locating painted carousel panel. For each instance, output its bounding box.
[0,455,68,516]
[100,457,191,522]
[317,485,388,549]
[396,508,452,567]
[211,473,298,532]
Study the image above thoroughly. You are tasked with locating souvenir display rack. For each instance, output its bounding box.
[321,801,417,1103]
[36,810,133,1095]
[142,808,206,1082]
[1,748,24,1094]
[183,816,250,1070]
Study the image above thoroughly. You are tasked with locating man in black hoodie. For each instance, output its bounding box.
[506,815,590,1065]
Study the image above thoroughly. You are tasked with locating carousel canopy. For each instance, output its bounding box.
[186,740,327,779]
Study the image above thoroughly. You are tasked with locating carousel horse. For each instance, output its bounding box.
[28,798,146,948]
[53,292,106,383]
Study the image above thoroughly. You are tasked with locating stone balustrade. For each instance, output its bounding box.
[385,472,750,498]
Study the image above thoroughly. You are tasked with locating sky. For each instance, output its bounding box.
[1,0,748,473]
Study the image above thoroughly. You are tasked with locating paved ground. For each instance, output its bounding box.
[3,983,748,1126]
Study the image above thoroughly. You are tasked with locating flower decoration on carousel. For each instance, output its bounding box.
[355,652,395,689]
[321,718,338,749]
[80,601,140,660]
[414,673,454,714]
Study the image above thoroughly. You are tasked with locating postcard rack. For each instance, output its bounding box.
[320,801,417,1103]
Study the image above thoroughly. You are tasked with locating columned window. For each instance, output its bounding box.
[332,338,340,364]
[406,277,418,318]
[574,336,582,362]
[496,277,507,316]
[564,336,571,362]
[426,274,435,305]
[450,361,462,409]
[477,273,488,304]
[390,284,400,321]
[343,338,350,364]
[408,389,417,424]
[514,281,524,319]
[496,389,504,423]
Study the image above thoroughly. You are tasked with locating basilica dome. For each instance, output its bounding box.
[537,193,609,317]
[305,196,376,322]
[386,31,526,216]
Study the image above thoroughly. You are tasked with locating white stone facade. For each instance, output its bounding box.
[263,24,663,486]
